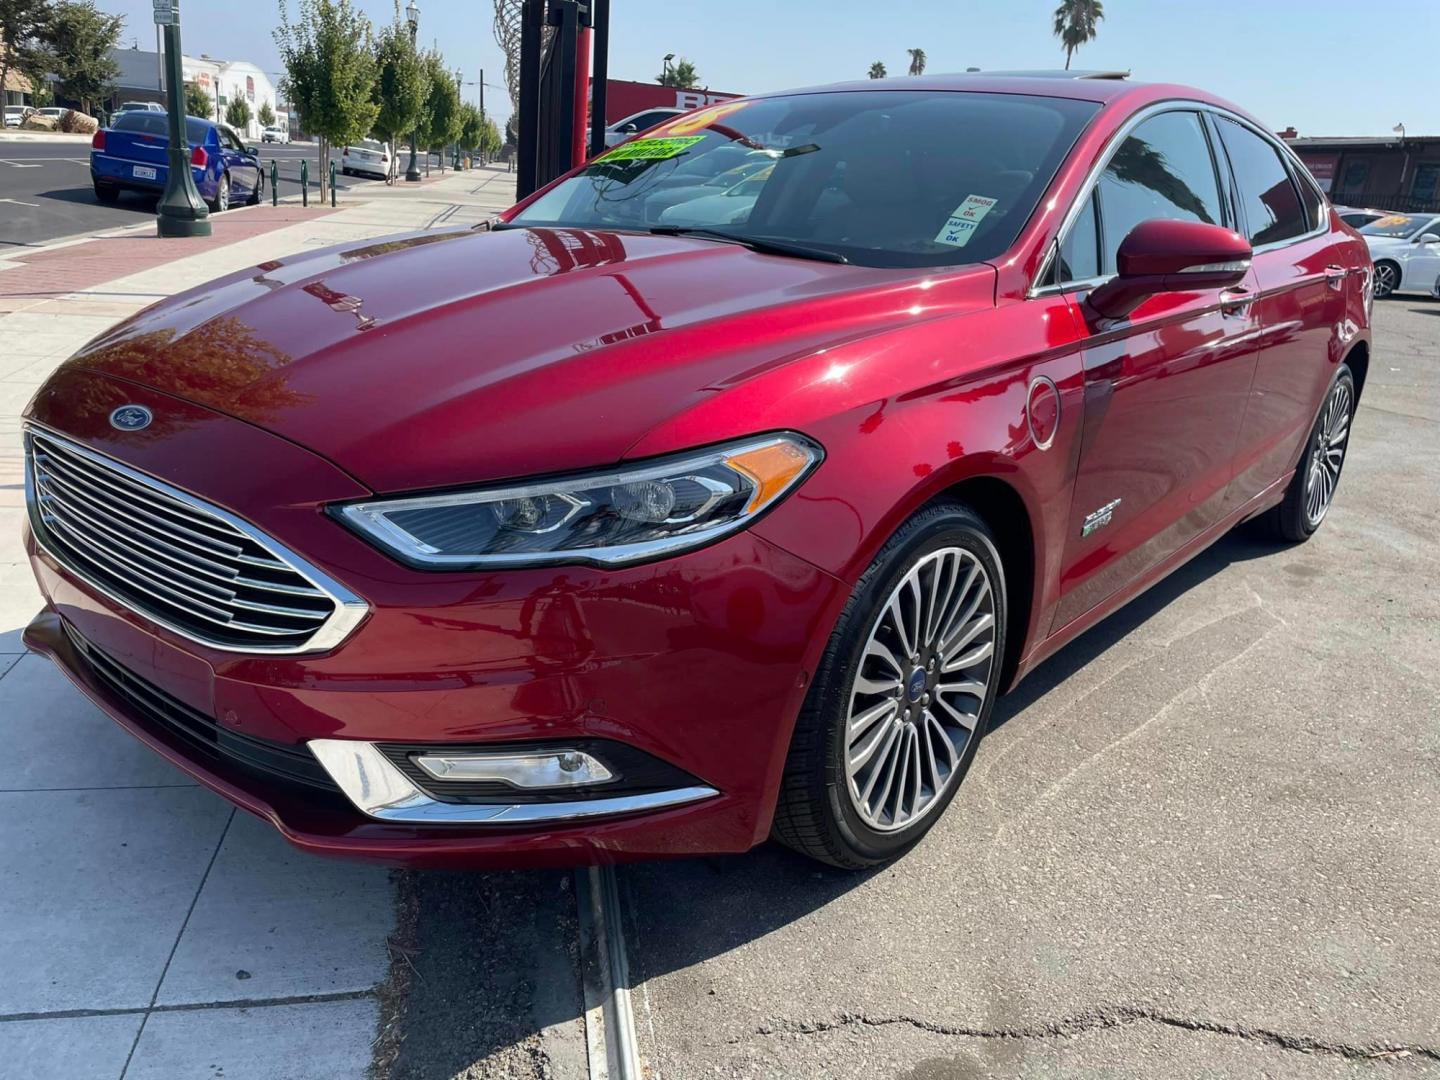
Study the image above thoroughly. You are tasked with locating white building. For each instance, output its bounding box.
[184,56,284,142]
[106,47,287,141]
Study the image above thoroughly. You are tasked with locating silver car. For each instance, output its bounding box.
[1360,212,1440,298]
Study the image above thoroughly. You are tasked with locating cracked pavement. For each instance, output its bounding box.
[619,298,1440,1079]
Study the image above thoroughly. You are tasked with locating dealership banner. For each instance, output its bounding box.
[597,78,744,126]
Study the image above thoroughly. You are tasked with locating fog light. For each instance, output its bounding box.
[412,749,614,789]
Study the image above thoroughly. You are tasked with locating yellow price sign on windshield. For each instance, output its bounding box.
[597,136,705,163]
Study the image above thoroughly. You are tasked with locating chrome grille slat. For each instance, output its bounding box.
[35,451,246,559]
[36,482,242,603]
[36,466,245,579]
[25,427,368,653]
[35,449,248,550]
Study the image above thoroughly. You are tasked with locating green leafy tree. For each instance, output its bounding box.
[371,7,427,180]
[1053,0,1104,69]
[225,95,251,131]
[656,57,698,88]
[479,115,501,157]
[258,100,276,127]
[184,80,211,118]
[458,100,481,154]
[867,61,886,79]
[275,0,378,202]
[416,50,459,167]
[47,1,122,116]
[906,48,926,76]
[0,0,55,107]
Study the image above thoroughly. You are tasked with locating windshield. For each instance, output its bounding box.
[510,90,1100,268]
[1359,214,1438,238]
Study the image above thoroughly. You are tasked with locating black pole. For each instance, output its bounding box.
[405,18,421,181]
[588,0,609,160]
[549,1,579,186]
[155,16,210,237]
[516,0,543,198]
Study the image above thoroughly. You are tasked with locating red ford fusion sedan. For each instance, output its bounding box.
[22,75,1370,869]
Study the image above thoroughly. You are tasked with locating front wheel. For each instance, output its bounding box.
[246,172,262,206]
[1372,260,1400,299]
[772,503,1007,868]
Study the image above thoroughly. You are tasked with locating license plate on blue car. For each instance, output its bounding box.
[133,165,156,180]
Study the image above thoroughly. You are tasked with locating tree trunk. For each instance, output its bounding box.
[1064,48,1073,70]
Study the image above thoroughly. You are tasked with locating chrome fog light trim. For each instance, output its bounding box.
[413,749,614,788]
[308,739,717,825]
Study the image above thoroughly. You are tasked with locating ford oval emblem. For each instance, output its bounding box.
[109,405,153,432]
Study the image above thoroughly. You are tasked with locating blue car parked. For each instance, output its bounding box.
[91,112,264,212]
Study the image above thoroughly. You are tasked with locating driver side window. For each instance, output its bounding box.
[1095,111,1224,273]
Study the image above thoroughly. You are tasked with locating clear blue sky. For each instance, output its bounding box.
[102,0,1438,137]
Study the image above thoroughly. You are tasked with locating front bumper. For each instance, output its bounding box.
[25,512,844,869]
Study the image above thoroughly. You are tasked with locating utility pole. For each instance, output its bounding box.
[404,1,421,181]
[154,0,209,236]
[479,67,484,123]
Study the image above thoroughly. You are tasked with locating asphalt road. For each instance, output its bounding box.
[378,298,1440,1079]
[0,139,456,248]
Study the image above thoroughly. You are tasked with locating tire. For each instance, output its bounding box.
[93,183,119,204]
[772,502,1007,868]
[1261,364,1355,543]
[246,172,262,206]
[1372,260,1400,299]
[208,174,230,213]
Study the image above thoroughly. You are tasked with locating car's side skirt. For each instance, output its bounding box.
[1009,471,1290,688]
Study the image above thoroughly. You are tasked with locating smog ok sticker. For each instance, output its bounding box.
[935,194,999,248]
[598,136,705,163]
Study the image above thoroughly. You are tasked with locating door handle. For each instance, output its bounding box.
[1219,286,1252,317]
[1324,264,1347,291]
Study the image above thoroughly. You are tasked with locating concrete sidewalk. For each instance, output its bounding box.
[0,166,518,1079]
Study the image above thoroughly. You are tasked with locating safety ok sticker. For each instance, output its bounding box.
[598,135,705,163]
[935,194,999,248]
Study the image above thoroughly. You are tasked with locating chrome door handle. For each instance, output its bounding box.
[1324,264,1347,291]
[1219,286,1252,317]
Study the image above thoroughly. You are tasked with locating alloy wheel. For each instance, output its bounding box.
[1305,379,1352,527]
[844,547,996,832]
[216,176,229,212]
[1372,262,1397,298]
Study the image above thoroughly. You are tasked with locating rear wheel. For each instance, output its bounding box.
[209,174,230,213]
[1262,365,1355,542]
[773,503,1006,868]
[1372,260,1400,299]
[93,183,119,204]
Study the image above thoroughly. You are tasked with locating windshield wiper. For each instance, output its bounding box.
[646,225,848,264]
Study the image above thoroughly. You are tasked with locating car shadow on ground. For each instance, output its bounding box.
[383,526,1292,1072]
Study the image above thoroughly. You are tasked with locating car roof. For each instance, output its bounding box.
[751,72,1231,108]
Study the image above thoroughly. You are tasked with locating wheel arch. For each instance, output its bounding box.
[927,473,1037,694]
[1344,339,1370,402]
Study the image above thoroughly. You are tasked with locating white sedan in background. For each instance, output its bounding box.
[1360,212,1440,298]
[340,139,397,180]
[262,126,290,144]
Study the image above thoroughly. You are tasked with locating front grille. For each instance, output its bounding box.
[65,623,343,794]
[25,427,365,653]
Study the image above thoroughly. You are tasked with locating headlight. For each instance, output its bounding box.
[334,433,822,570]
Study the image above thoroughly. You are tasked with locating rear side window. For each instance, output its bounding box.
[1096,111,1223,273]
[1217,118,1308,246]
[114,112,167,136]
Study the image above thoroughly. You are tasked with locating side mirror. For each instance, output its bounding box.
[1415,233,1440,246]
[618,122,638,134]
[1087,219,1252,319]
[246,146,259,156]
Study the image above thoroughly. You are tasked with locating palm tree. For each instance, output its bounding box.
[906,48,926,76]
[868,61,887,79]
[1052,0,1104,70]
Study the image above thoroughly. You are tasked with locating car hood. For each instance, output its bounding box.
[59,226,989,493]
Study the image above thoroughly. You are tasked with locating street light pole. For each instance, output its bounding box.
[155,0,210,237]
[405,0,421,182]
[663,53,674,83]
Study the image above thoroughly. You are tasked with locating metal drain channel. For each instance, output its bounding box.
[576,865,642,1080]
